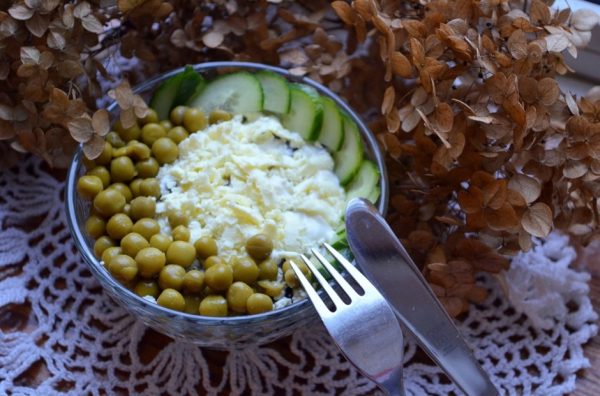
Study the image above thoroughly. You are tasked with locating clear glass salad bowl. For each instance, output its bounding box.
[65,62,389,348]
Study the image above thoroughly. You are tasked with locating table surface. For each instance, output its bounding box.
[573,256,600,396]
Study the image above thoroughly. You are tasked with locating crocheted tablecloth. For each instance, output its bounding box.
[0,158,598,395]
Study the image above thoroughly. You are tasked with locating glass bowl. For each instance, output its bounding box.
[65,62,389,348]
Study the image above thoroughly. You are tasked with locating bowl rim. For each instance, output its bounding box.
[65,61,389,327]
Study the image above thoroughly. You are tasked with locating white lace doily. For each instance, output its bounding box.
[0,158,598,396]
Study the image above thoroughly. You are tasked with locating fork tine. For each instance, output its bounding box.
[323,243,376,293]
[289,260,331,314]
[300,255,346,308]
[311,248,360,300]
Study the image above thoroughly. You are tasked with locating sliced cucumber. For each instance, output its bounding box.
[255,71,290,113]
[318,97,344,151]
[150,73,184,121]
[367,186,381,204]
[281,84,323,141]
[334,115,364,185]
[345,160,380,204]
[188,72,263,114]
[173,66,205,108]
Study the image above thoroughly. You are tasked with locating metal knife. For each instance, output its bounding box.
[345,198,499,396]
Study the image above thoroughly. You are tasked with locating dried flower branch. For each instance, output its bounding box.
[1,0,599,315]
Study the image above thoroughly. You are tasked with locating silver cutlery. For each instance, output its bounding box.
[345,198,499,396]
[290,244,406,396]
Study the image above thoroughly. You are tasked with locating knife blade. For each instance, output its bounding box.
[345,198,499,396]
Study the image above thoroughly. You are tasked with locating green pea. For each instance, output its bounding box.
[115,120,141,142]
[166,241,196,267]
[108,254,138,283]
[232,258,259,284]
[85,215,106,239]
[245,234,273,261]
[199,295,228,317]
[140,178,161,198]
[169,106,187,126]
[157,288,185,311]
[226,282,253,313]
[110,156,136,183]
[107,183,133,202]
[87,166,111,188]
[184,295,202,314]
[172,225,190,241]
[158,264,186,290]
[257,280,284,298]
[204,263,233,291]
[94,236,115,258]
[140,109,159,125]
[168,211,188,227]
[183,270,205,294]
[77,175,103,199]
[258,259,278,281]
[101,246,121,268]
[246,293,273,314]
[160,120,173,130]
[203,256,223,270]
[130,178,143,197]
[106,213,133,240]
[194,236,218,259]
[152,137,178,164]
[141,123,167,146]
[95,142,113,165]
[132,218,160,241]
[106,131,125,148]
[183,108,207,132]
[208,110,232,124]
[129,196,156,220]
[128,141,151,160]
[134,280,159,298]
[167,126,189,144]
[120,232,149,257]
[93,189,126,217]
[150,233,172,252]
[135,247,166,278]
[135,158,159,178]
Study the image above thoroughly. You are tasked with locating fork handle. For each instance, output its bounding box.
[378,368,406,396]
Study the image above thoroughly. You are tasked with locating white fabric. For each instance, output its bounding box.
[0,158,597,395]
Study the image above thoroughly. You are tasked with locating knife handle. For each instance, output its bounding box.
[345,199,499,396]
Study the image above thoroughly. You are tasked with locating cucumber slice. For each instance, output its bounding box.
[149,67,205,120]
[173,66,205,108]
[188,72,263,114]
[281,84,323,141]
[334,115,364,185]
[367,186,381,204]
[345,160,380,203]
[318,97,344,151]
[150,73,184,121]
[255,71,290,113]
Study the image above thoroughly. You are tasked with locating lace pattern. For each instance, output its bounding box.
[0,158,597,395]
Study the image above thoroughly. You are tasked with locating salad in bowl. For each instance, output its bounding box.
[66,62,387,347]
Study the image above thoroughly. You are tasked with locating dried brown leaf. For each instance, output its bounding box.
[8,3,34,20]
[81,15,104,34]
[390,52,412,77]
[203,31,224,48]
[508,174,541,204]
[25,13,49,37]
[522,203,553,237]
[538,78,559,106]
[331,1,356,25]
[92,109,110,137]
[67,116,93,143]
[83,133,105,160]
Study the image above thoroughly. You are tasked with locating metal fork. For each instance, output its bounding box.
[290,243,406,396]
